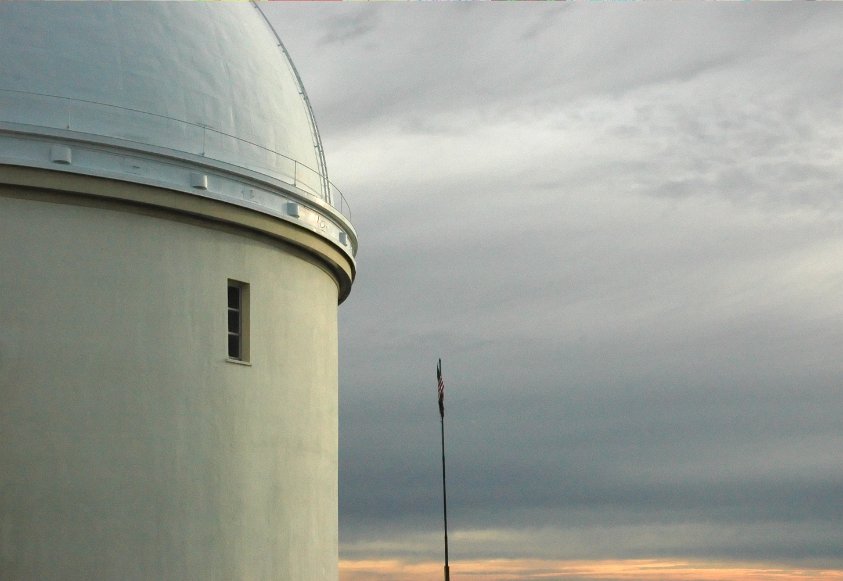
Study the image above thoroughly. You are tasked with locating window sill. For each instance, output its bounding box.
[225,358,252,367]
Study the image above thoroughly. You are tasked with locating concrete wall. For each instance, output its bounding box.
[0,187,340,580]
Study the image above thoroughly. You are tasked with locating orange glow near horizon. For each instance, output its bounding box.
[339,558,843,581]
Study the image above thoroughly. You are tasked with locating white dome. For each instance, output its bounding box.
[0,2,354,256]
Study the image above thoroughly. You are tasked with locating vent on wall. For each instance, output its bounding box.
[50,144,72,165]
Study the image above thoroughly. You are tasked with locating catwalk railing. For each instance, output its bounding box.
[0,88,351,220]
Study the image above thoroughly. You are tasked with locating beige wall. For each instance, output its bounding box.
[0,188,340,579]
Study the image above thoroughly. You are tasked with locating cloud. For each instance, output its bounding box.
[315,10,380,46]
[266,2,843,572]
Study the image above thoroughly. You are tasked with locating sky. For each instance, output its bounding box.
[264,4,843,580]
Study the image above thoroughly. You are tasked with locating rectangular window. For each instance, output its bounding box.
[227,280,250,362]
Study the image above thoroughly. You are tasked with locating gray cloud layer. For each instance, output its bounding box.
[267,3,843,568]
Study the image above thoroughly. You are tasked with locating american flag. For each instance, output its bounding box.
[437,358,445,418]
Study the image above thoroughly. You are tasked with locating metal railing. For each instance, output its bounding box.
[0,88,351,220]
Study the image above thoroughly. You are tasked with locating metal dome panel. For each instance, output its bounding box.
[0,2,355,257]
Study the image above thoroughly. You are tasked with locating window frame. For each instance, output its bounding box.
[227,279,250,363]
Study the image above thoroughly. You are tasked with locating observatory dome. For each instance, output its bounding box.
[0,2,354,263]
[1,4,354,578]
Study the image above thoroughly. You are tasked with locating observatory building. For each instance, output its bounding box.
[0,3,355,580]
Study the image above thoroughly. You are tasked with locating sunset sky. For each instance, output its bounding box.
[265,4,843,579]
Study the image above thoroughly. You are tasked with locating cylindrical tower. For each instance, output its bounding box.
[0,4,355,580]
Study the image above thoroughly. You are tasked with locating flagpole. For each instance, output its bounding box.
[437,359,450,581]
[441,412,450,581]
